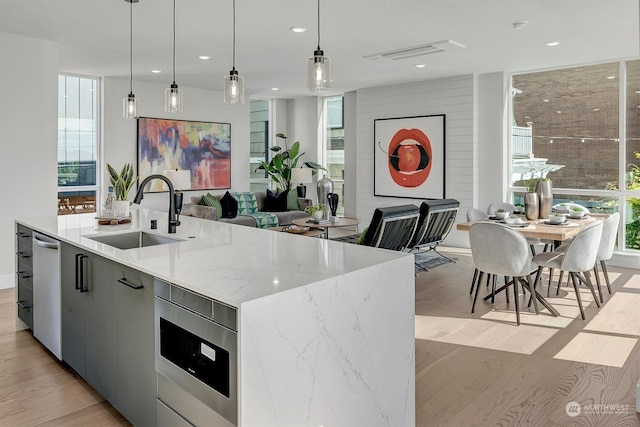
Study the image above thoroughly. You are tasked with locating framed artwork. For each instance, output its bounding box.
[137,117,231,192]
[374,114,445,199]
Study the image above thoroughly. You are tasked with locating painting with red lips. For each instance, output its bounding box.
[374,114,445,199]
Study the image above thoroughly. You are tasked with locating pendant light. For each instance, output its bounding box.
[122,0,139,119]
[224,0,244,104]
[307,0,331,92]
[165,0,183,112]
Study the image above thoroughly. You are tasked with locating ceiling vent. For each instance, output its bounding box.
[363,40,466,61]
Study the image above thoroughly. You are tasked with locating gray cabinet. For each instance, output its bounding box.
[60,241,156,426]
[15,224,34,329]
[113,263,156,426]
[60,242,115,403]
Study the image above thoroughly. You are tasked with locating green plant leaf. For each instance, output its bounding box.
[304,161,327,171]
[269,146,282,152]
[289,141,300,159]
[276,133,287,139]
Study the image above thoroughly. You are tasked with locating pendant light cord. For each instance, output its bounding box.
[129,0,133,93]
[172,0,176,84]
[232,0,236,70]
[316,0,321,50]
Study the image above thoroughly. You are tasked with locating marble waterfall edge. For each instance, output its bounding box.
[239,255,415,426]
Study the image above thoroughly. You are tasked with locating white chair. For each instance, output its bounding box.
[552,202,590,213]
[593,212,620,299]
[467,208,490,295]
[487,202,517,216]
[532,220,603,320]
[469,222,538,325]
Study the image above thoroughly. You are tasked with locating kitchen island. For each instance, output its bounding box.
[16,209,415,426]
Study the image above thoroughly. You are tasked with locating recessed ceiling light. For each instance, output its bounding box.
[415,64,426,68]
[635,90,640,94]
[151,69,162,74]
[606,75,616,80]
[593,108,601,111]
[545,41,561,47]
[271,87,279,91]
[556,111,562,114]
[543,99,550,102]
[198,55,211,60]
[290,27,307,33]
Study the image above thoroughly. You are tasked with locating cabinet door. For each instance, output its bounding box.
[60,242,86,377]
[114,264,156,426]
[84,253,116,404]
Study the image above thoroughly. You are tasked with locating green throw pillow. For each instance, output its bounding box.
[230,192,258,215]
[200,193,222,219]
[286,189,299,211]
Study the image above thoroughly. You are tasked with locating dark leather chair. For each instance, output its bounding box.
[407,199,459,269]
[360,204,420,251]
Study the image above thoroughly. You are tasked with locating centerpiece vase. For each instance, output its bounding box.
[536,180,553,219]
[524,193,539,220]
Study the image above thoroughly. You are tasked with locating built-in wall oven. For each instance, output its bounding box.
[154,279,237,426]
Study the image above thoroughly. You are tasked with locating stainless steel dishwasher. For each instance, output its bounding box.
[32,232,61,360]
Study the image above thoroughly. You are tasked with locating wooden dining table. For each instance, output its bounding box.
[456,213,609,317]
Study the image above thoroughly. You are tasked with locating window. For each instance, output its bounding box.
[249,99,270,192]
[58,75,99,215]
[510,60,640,251]
[321,96,344,214]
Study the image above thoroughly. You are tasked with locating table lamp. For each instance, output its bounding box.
[291,168,312,198]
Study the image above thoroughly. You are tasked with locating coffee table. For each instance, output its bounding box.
[292,217,361,239]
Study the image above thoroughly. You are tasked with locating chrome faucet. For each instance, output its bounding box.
[133,174,183,233]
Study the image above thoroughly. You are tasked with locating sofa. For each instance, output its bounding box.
[182,190,312,228]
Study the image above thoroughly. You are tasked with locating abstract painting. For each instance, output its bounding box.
[137,117,231,192]
[374,114,445,199]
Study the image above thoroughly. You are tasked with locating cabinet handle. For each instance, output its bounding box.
[79,255,88,293]
[117,278,144,290]
[16,271,31,279]
[16,251,30,259]
[75,254,82,290]
[16,232,30,238]
[17,300,32,309]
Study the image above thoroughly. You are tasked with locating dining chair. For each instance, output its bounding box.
[593,212,620,299]
[466,208,490,295]
[487,202,517,216]
[469,222,538,325]
[531,220,603,320]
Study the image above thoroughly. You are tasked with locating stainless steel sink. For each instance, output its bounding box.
[85,231,184,250]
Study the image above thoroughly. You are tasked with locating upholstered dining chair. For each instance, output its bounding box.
[532,220,603,320]
[593,212,620,300]
[487,202,518,216]
[467,208,491,295]
[469,222,538,325]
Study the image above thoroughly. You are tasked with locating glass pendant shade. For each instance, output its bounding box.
[307,48,331,92]
[123,92,138,119]
[224,69,244,104]
[165,83,183,112]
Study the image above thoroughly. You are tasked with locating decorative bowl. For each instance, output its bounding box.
[548,214,566,224]
[495,211,510,219]
[504,217,523,225]
[568,210,585,218]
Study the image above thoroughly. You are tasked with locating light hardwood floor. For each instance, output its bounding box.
[2,247,640,426]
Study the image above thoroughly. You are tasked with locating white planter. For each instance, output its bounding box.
[112,200,130,217]
[313,210,324,221]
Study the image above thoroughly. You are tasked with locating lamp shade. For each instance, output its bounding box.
[162,169,191,191]
[291,168,313,184]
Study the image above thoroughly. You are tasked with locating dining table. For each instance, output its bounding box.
[456,212,610,317]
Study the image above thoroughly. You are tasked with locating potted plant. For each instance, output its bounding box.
[106,162,136,217]
[304,204,326,221]
[257,133,326,192]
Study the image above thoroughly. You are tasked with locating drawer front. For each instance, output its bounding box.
[16,224,33,246]
[17,282,33,330]
[17,254,33,274]
[16,270,33,290]
[16,246,33,262]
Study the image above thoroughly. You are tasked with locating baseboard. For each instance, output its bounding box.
[0,274,14,290]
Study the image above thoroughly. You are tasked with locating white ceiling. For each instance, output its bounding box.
[1,0,638,99]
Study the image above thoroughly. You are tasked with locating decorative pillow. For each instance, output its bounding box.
[286,190,299,211]
[220,191,238,219]
[200,193,222,219]
[263,189,289,212]
[230,192,258,215]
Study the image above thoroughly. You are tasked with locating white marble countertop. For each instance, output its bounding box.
[17,209,410,308]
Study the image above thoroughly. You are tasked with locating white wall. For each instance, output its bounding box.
[102,77,250,212]
[354,75,478,247]
[0,33,58,281]
[343,91,357,217]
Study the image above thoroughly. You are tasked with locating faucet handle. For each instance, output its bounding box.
[174,191,184,213]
